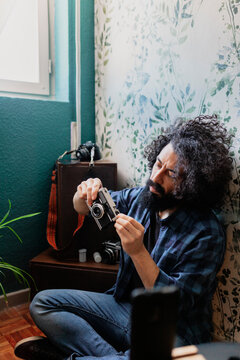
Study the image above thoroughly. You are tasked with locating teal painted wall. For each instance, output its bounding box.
[0,0,95,294]
[0,99,74,293]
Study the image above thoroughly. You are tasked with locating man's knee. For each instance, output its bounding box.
[30,289,54,319]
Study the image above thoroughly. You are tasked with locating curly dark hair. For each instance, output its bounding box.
[144,115,233,209]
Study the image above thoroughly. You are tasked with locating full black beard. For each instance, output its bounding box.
[139,179,181,213]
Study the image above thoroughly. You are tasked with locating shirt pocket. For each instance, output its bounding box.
[153,246,178,274]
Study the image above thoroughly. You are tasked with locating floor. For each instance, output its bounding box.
[0,302,44,360]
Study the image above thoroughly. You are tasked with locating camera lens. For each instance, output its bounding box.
[91,203,104,219]
[102,248,116,265]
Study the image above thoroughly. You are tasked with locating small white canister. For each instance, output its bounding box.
[79,248,87,263]
[93,251,102,263]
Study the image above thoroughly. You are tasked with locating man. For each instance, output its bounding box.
[15,115,232,360]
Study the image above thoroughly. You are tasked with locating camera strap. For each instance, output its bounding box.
[46,167,58,250]
[57,147,95,166]
[73,214,85,236]
[57,150,75,161]
[46,164,86,250]
[89,146,95,166]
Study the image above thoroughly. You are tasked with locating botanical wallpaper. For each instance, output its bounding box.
[95,0,240,342]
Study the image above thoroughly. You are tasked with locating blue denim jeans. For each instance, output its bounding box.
[30,289,186,359]
[30,289,132,359]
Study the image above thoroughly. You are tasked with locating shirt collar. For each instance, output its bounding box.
[156,207,191,232]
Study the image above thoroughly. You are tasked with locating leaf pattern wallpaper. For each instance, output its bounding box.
[95,0,240,341]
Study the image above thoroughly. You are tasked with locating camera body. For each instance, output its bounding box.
[75,141,101,162]
[87,187,119,230]
[101,241,121,264]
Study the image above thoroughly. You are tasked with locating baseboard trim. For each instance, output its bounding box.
[0,288,30,310]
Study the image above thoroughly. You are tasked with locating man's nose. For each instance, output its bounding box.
[151,166,166,183]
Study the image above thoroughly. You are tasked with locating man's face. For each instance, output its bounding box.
[150,142,178,197]
[140,143,179,213]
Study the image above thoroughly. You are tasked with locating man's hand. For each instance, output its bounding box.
[77,178,103,206]
[114,214,145,257]
[73,178,102,214]
[114,213,160,289]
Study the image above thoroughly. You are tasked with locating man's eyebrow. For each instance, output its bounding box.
[157,156,176,173]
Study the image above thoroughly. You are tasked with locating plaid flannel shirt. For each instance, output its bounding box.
[108,187,225,345]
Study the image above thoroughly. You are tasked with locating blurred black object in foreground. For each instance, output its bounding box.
[130,285,179,360]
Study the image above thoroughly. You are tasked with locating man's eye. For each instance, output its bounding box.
[168,171,176,179]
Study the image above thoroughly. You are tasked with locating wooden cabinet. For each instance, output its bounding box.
[30,248,119,297]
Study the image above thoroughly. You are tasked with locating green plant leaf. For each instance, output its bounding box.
[0,269,6,278]
[179,35,187,44]
[4,226,23,243]
[150,118,160,124]
[0,261,36,290]
[154,111,164,120]
[0,212,40,228]
[0,204,39,304]
[0,282,8,305]
[176,100,183,112]
[100,33,103,46]
[0,199,11,225]
[186,106,196,113]
[181,13,192,18]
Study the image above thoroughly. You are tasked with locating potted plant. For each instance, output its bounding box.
[0,200,40,304]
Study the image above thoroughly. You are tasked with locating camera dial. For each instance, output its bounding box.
[91,203,105,219]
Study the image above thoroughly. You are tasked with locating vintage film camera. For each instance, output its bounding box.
[87,187,119,230]
[100,241,121,264]
[75,141,101,162]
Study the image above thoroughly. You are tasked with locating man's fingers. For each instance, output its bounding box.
[91,179,102,200]
[77,178,102,206]
[114,220,129,233]
[116,214,144,232]
[77,182,87,198]
[115,217,133,232]
[114,214,145,257]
